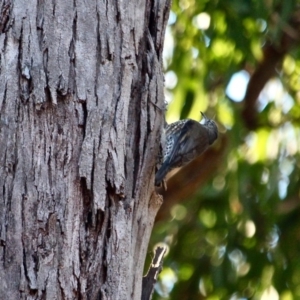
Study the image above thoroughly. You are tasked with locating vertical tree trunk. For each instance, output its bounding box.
[0,0,170,299]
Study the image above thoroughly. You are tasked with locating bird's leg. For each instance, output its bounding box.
[162,179,168,191]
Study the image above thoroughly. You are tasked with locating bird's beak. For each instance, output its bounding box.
[200,111,207,122]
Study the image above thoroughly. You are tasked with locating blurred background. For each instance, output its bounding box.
[148,0,300,299]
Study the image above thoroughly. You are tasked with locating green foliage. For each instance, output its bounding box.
[151,0,300,299]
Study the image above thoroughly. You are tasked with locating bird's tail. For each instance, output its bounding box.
[155,161,170,186]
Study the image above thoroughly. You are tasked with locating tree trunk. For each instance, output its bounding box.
[0,0,170,299]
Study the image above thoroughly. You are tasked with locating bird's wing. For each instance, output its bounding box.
[164,120,194,165]
[155,121,191,185]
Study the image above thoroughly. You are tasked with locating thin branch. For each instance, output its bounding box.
[141,246,167,300]
[242,9,300,129]
[155,134,227,223]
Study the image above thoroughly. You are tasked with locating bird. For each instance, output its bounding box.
[155,112,218,186]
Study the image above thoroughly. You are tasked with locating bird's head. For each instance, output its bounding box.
[200,112,218,144]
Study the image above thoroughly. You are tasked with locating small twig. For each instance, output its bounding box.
[141,246,167,300]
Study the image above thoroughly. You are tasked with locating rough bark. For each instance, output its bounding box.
[0,0,170,299]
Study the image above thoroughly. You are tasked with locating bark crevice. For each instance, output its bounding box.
[0,0,171,298]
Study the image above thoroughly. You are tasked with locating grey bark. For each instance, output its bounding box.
[0,0,170,299]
